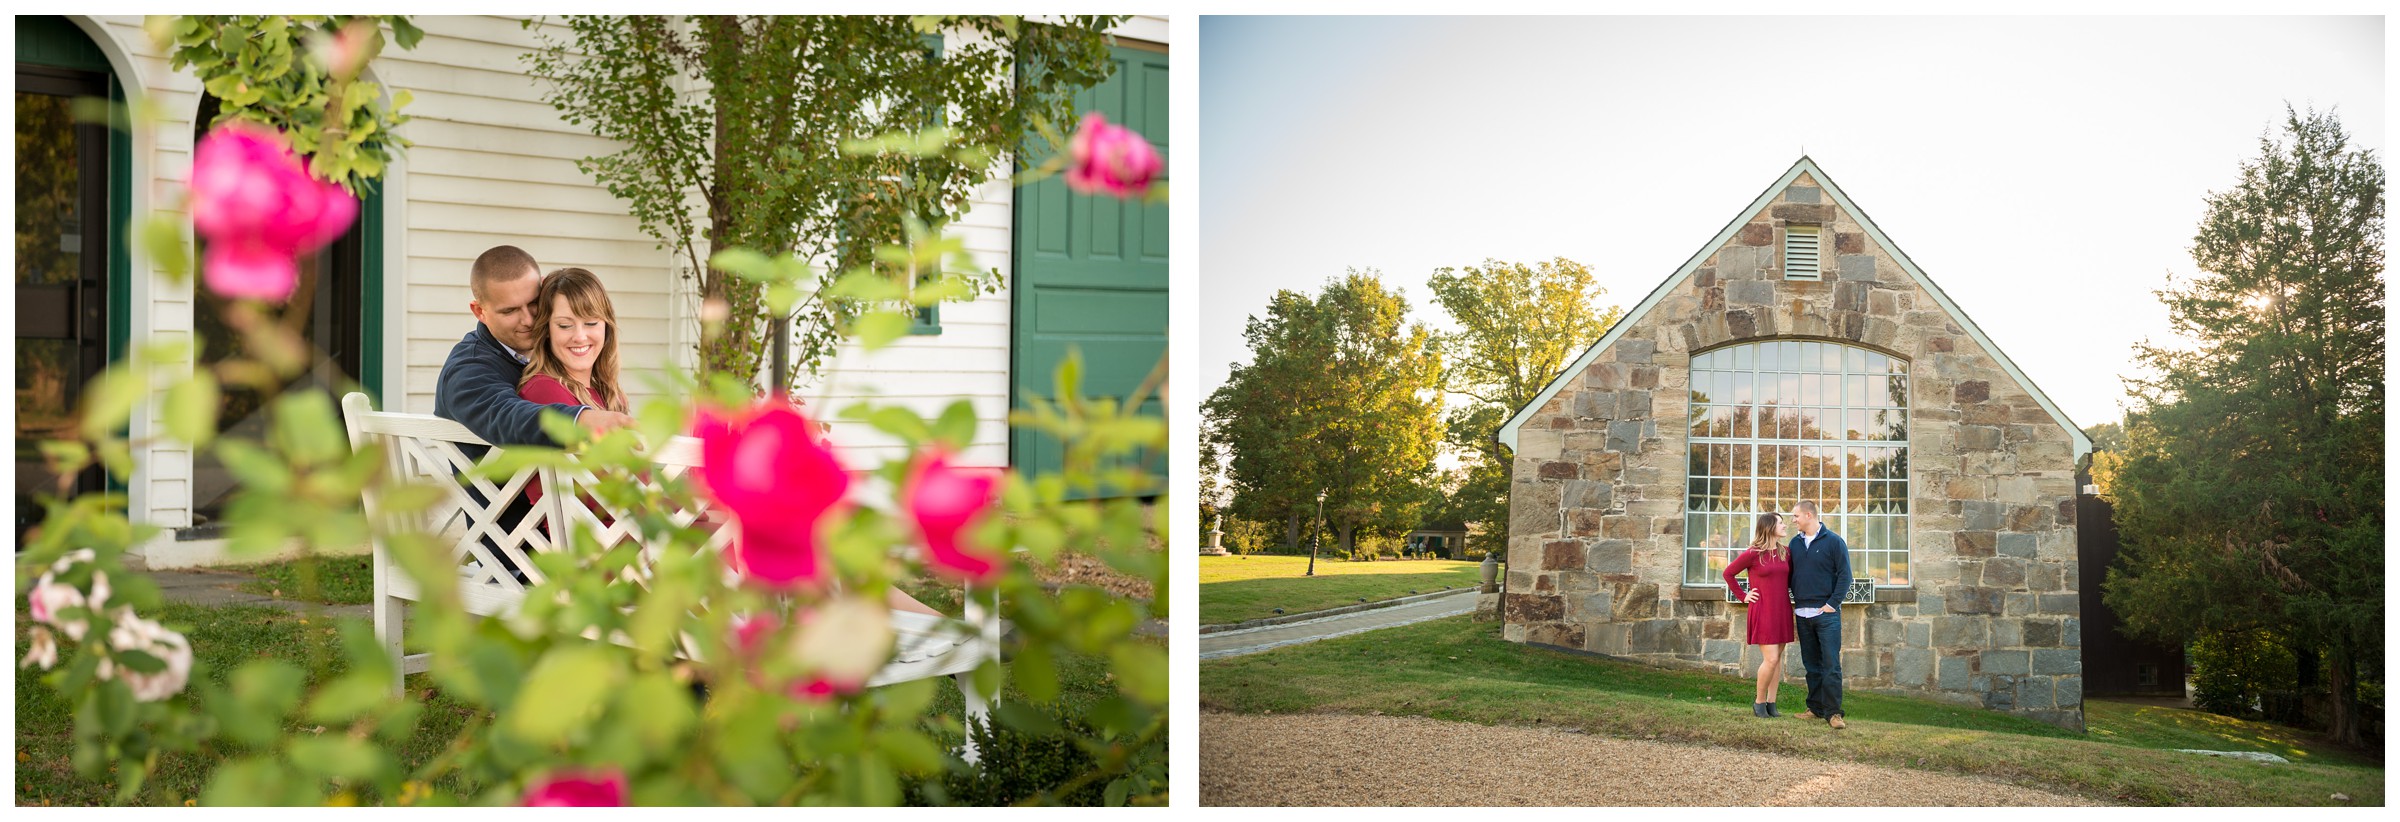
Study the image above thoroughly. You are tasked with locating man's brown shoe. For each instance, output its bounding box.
[1798,711,1819,720]
[1828,715,1847,730]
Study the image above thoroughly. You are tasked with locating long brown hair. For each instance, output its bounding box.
[518,267,626,413]
[1749,512,1786,560]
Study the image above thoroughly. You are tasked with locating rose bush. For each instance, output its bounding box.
[21,16,1167,807]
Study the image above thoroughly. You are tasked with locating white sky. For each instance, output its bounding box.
[1198,15,2385,434]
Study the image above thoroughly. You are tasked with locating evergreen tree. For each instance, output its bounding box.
[2096,106,2383,746]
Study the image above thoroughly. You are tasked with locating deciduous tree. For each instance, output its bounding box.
[1425,258,1620,555]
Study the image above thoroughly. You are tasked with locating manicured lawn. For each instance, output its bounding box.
[17,601,1154,806]
[1199,615,2382,806]
[1198,555,1480,625]
[232,553,376,605]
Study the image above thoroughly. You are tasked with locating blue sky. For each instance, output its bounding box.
[1199,15,2384,434]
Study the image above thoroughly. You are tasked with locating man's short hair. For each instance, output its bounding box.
[470,245,541,302]
[1794,500,1819,516]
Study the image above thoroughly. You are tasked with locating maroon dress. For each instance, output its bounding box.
[1724,547,1796,645]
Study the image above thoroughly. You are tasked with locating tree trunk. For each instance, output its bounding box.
[1337,524,1356,560]
[2327,644,2363,748]
[1283,511,1302,553]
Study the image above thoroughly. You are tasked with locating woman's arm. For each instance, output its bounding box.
[519,374,583,407]
[1723,548,1757,598]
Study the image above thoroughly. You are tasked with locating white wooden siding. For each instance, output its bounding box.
[71,14,1166,555]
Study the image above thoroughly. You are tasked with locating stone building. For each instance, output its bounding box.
[1494,158,2093,729]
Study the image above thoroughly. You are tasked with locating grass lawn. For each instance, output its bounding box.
[1199,615,2382,806]
[231,553,376,605]
[16,599,1154,806]
[1198,555,1480,625]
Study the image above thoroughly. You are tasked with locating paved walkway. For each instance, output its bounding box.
[152,569,371,619]
[1198,589,1475,660]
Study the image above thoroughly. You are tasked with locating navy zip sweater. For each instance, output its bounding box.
[1785,526,1852,610]
[433,323,584,454]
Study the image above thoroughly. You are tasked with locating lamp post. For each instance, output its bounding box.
[1306,489,1325,577]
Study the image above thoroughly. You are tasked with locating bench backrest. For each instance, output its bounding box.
[340,392,731,593]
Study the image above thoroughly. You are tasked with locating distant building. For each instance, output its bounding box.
[1498,158,2092,729]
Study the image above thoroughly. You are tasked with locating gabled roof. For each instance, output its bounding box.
[1497,157,2092,459]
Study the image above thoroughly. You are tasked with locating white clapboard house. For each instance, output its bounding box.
[14,15,1168,567]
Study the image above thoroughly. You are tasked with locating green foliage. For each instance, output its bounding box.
[524,15,1124,389]
[22,17,1167,804]
[1424,257,1620,557]
[914,702,1163,806]
[2099,106,2384,747]
[151,15,420,192]
[1204,271,1445,557]
[2189,629,2300,719]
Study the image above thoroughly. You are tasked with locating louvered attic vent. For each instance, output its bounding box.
[1784,225,1821,280]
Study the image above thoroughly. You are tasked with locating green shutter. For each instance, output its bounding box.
[1010,42,1167,496]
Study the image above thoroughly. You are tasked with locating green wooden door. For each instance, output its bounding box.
[1012,42,1167,495]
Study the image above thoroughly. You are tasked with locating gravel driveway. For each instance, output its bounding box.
[1201,712,2105,806]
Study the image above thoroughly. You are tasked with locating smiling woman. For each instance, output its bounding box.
[517,267,625,414]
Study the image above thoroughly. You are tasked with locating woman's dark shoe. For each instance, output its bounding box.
[1752,702,1769,718]
[1766,702,1782,717]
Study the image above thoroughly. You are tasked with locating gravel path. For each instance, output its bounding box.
[1200,712,2105,807]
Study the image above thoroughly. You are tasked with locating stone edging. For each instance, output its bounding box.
[1199,588,1474,634]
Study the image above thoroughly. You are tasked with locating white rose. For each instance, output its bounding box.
[26,572,88,641]
[790,595,893,690]
[106,609,194,702]
[21,625,58,670]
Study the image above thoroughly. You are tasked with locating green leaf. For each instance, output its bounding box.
[141,214,192,284]
[270,390,348,467]
[1110,642,1168,705]
[164,372,222,447]
[78,365,146,441]
[765,282,805,317]
[1105,777,1131,807]
[287,735,386,781]
[37,440,92,481]
[874,728,946,776]
[711,247,777,282]
[854,309,913,351]
[214,441,293,495]
[932,400,977,450]
[305,673,392,724]
[1011,642,1059,705]
[617,673,696,750]
[503,644,622,745]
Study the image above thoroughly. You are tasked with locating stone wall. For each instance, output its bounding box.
[1504,172,2085,729]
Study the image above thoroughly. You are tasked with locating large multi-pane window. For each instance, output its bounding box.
[1685,339,1910,586]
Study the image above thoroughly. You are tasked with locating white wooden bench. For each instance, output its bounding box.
[339,392,1001,758]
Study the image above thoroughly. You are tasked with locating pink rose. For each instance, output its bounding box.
[693,403,848,589]
[188,122,357,302]
[26,572,87,640]
[905,451,1003,583]
[521,769,628,807]
[1063,113,1161,198]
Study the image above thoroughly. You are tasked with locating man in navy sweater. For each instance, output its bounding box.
[1787,500,1851,729]
[433,246,634,581]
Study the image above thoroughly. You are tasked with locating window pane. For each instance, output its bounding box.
[1848,409,1867,441]
[1846,346,1866,374]
[1889,551,1909,585]
[1734,343,1753,370]
[1849,478,1868,513]
[1800,372,1821,405]
[1871,550,1890,583]
[1686,548,1707,584]
[1711,405,1732,438]
[1866,352,1887,374]
[1821,343,1843,371]
[1690,406,1710,439]
[1846,374,1868,407]
[1733,371,1753,404]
